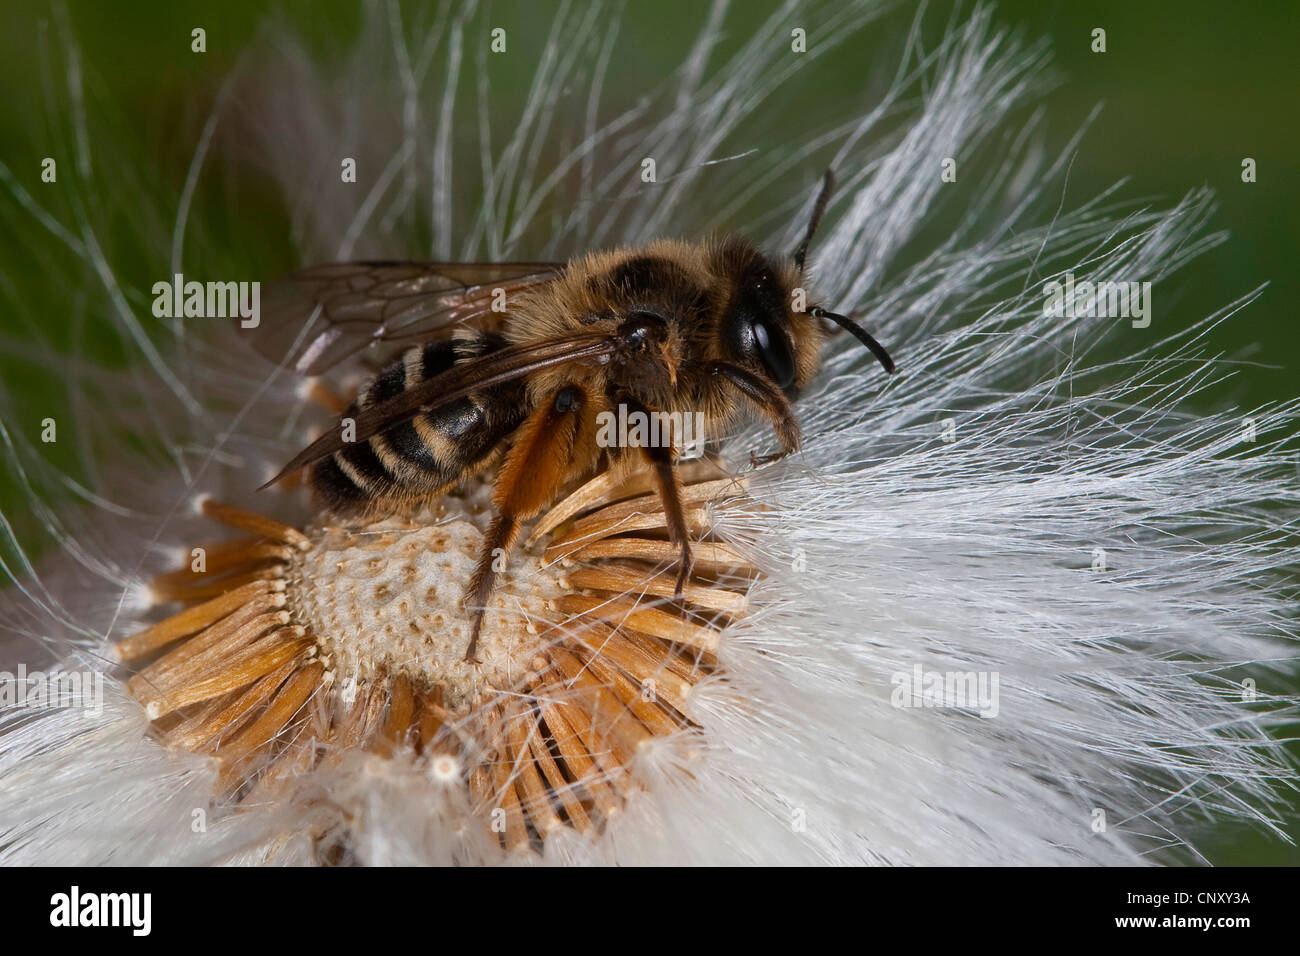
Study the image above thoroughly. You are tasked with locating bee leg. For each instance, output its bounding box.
[615,394,693,601]
[463,385,588,662]
[464,514,520,663]
[708,360,802,462]
[749,450,789,469]
[641,441,693,600]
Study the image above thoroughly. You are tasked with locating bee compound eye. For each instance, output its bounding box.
[751,317,796,390]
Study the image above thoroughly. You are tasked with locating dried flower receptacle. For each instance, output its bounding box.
[118,463,755,857]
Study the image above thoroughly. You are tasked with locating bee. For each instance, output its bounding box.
[256,172,894,661]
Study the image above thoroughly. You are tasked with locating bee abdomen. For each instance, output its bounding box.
[310,335,523,512]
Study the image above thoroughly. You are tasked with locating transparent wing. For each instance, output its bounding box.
[252,261,564,375]
[261,331,619,486]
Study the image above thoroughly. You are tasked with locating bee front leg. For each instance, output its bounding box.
[708,361,802,466]
[464,385,588,662]
[749,450,790,469]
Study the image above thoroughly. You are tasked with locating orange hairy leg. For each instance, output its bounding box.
[464,385,590,662]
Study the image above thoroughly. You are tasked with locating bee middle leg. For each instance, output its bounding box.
[612,395,695,600]
[642,439,693,600]
[464,385,588,662]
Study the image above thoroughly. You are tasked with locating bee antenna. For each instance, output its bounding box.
[793,169,835,271]
[810,307,895,375]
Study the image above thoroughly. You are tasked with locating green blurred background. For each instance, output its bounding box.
[0,0,1296,862]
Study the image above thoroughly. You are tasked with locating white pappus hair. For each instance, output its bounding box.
[0,0,1296,865]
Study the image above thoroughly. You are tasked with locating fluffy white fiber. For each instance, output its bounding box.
[0,0,1296,865]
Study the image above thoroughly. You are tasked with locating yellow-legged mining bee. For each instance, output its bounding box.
[257,172,894,660]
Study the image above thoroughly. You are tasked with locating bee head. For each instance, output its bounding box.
[714,237,821,398]
[714,171,895,394]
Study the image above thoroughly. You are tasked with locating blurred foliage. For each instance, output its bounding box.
[0,0,1296,863]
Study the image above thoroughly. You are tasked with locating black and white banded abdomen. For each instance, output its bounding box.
[309,334,525,512]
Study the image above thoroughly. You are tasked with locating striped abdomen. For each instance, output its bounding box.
[310,334,525,512]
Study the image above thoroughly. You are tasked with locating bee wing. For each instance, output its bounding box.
[260,331,618,488]
[253,261,564,375]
